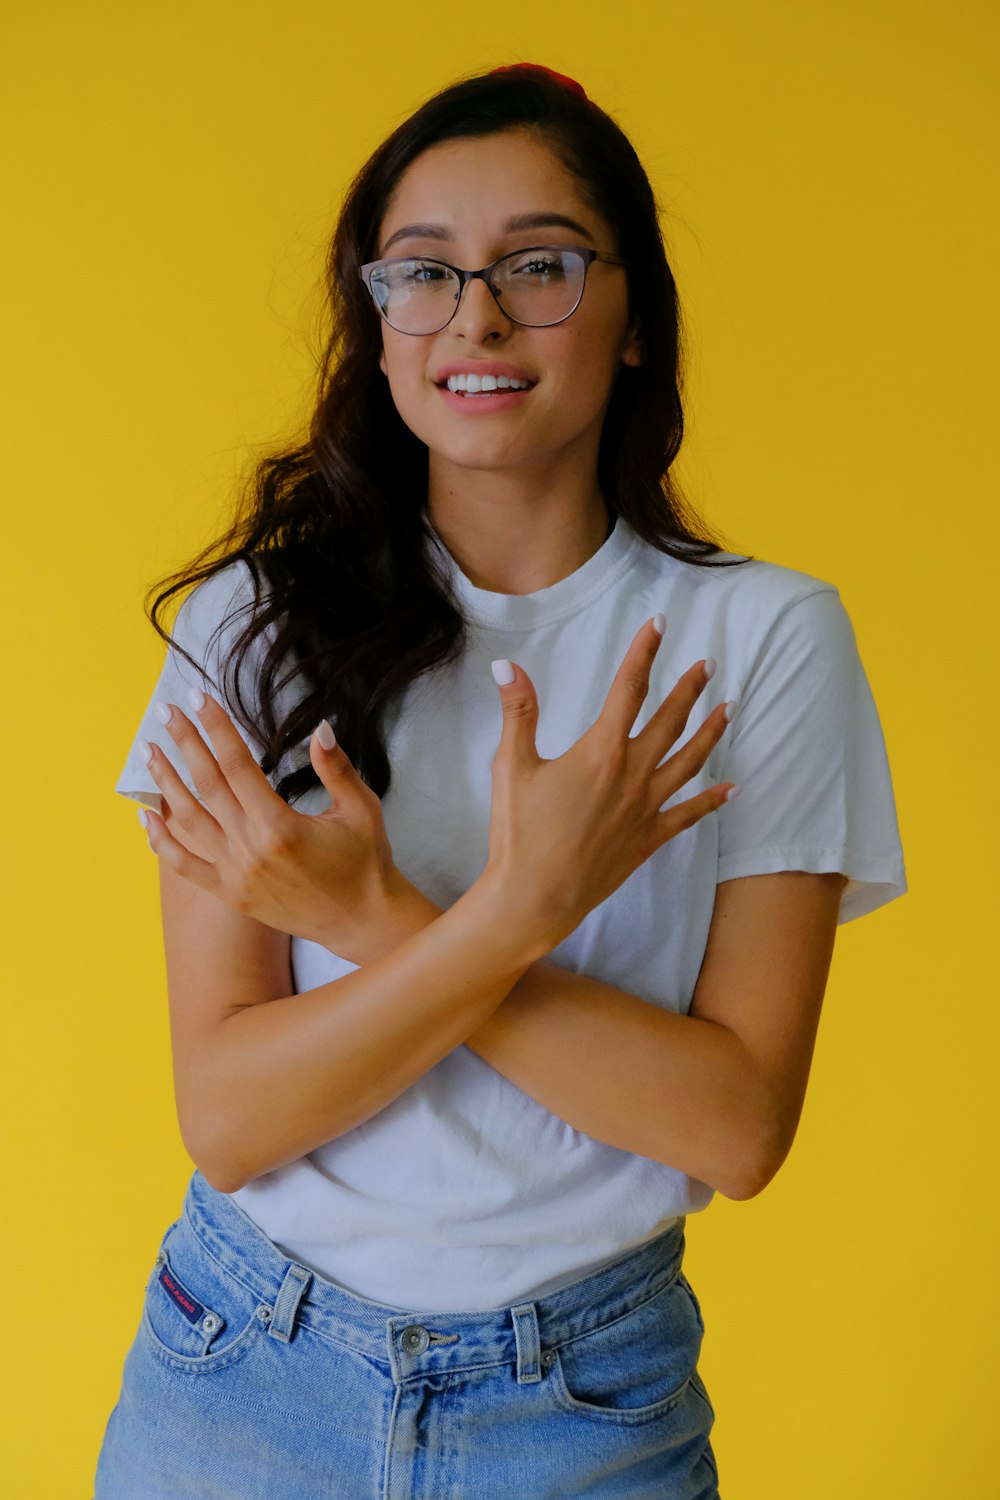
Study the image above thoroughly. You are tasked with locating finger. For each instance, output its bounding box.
[309,719,366,804]
[161,795,217,862]
[155,690,271,821]
[138,803,223,895]
[652,779,740,847]
[490,659,541,769]
[140,738,225,856]
[648,697,738,807]
[632,656,717,770]
[597,615,667,741]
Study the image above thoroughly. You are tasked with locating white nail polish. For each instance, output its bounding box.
[652,613,666,637]
[724,699,738,723]
[725,785,741,803]
[140,739,153,767]
[315,719,336,751]
[491,659,515,686]
[187,687,206,713]
[137,807,151,830]
[154,701,173,726]
[704,657,717,680]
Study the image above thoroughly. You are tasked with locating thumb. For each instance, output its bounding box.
[490,659,540,769]
[309,719,363,806]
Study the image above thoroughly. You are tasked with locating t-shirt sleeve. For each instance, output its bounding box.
[114,560,290,813]
[716,585,907,924]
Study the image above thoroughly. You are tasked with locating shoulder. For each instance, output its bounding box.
[170,557,267,663]
[167,558,277,687]
[624,525,847,648]
[164,557,282,722]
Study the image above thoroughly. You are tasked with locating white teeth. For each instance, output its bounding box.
[445,372,532,393]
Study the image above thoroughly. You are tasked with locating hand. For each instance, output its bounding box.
[484,617,737,955]
[137,689,399,954]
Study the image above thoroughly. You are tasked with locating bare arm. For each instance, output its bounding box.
[325,868,847,1202]
[160,807,840,1202]
[466,870,847,1199]
[161,850,542,1195]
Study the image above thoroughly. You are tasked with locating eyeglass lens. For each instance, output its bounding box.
[369,248,587,334]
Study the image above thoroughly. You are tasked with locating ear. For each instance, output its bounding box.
[621,318,644,368]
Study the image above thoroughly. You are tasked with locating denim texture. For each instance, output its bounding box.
[95,1170,720,1498]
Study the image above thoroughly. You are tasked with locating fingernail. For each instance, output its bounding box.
[187,687,206,713]
[315,719,336,751]
[724,699,739,723]
[652,613,666,637]
[140,739,154,767]
[137,807,151,830]
[704,657,717,680]
[491,659,515,686]
[725,785,741,803]
[154,701,173,726]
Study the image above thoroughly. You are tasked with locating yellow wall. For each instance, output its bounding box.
[3,3,995,1494]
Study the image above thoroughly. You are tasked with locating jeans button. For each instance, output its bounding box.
[400,1324,430,1355]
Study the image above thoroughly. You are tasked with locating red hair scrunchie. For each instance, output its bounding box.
[489,63,588,100]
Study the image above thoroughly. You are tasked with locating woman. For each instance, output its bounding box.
[95,63,906,1498]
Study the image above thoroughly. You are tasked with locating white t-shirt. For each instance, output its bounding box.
[115,514,907,1312]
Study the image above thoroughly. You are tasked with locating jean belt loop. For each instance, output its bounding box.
[268,1263,312,1344]
[511,1302,542,1384]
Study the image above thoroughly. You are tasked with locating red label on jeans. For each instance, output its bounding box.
[158,1263,205,1324]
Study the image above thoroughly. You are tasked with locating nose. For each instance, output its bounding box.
[449,273,511,342]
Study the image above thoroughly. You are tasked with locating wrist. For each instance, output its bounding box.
[334,867,441,965]
[376,868,443,952]
[466,865,559,968]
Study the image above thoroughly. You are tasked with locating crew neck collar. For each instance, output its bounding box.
[423,512,640,631]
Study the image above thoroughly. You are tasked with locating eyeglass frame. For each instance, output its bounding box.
[358,244,627,334]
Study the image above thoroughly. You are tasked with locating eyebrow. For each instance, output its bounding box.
[380,212,596,256]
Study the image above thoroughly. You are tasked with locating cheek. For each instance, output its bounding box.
[379,345,441,441]
[553,326,625,411]
[380,341,420,405]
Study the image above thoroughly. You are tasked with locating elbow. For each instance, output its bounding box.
[178,1113,254,1197]
[720,1159,777,1202]
[719,1112,795,1202]
[185,1144,251,1197]
[197,1160,251,1196]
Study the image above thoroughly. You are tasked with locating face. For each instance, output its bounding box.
[372,128,643,485]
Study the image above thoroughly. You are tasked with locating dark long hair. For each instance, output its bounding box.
[146,64,751,804]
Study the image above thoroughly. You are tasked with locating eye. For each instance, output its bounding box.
[377,258,453,288]
[507,251,568,280]
[406,260,452,283]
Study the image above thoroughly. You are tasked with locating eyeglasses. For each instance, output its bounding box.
[359,244,626,336]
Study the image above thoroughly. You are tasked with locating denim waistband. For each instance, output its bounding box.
[180,1169,688,1384]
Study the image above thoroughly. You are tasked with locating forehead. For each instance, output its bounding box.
[377,129,606,254]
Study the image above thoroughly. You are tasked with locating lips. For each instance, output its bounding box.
[433,361,537,387]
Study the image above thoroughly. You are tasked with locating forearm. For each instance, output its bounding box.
[465,966,773,1199]
[187,874,542,1193]
[354,880,774,1201]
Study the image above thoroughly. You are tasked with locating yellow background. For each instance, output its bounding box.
[3,2,996,1494]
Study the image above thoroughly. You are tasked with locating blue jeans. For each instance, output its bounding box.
[95,1170,720,1497]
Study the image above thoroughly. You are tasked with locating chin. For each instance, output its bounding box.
[420,425,531,472]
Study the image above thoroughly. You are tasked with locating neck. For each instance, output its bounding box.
[426,465,612,596]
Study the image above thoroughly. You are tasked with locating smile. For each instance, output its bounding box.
[444,373,533,393]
